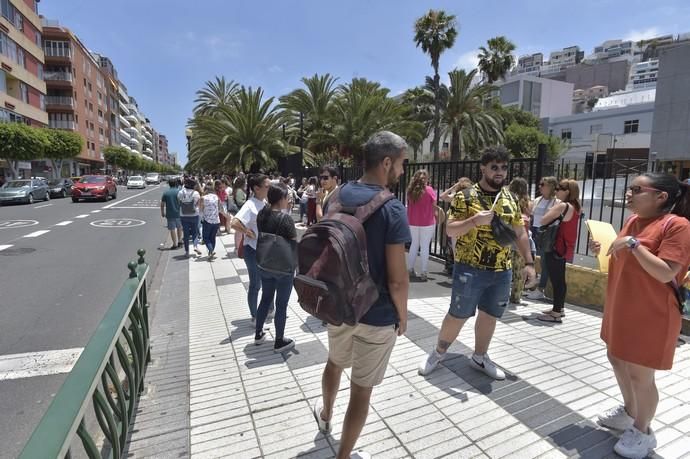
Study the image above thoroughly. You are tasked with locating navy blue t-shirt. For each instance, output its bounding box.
[329,181,411,326]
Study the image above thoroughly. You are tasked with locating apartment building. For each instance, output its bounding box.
[627,59,659,90]
[42,19,109,175]
[157,133,169,165]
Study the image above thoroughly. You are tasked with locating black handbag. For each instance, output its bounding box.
[256,214,297,274]
[536,204,569,254]
[474,190,518,247]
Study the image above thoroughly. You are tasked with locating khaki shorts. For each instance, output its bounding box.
[327,323,397,387]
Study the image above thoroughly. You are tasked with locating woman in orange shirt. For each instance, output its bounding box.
[591,173,690,459]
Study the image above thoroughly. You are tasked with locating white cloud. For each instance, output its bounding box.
[623,27,661,42]
[454,50,480,71]
[268,65,283,74]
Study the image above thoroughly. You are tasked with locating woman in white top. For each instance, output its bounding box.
[177,178,201,257]
[527,176,559,299]
[231,174,270,321]
[199,180,222,260]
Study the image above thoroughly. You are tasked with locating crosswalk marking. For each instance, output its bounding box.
[0,348,84,381]
[55,221,73,226]
[23,230,50,238]
[91,210,101,213]
[0,244,12,251]
[75,214,89,219]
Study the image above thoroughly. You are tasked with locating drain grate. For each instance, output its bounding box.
[0,247,36,256]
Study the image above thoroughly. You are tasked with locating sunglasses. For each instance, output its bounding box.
[319,175,331,181]
[489,165,509,172]
[556,186,569,191]
[627,185,662,195]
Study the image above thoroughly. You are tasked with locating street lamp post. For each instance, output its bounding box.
[185,128,192,173]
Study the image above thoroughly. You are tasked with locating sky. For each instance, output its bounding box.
[39,0,690,166]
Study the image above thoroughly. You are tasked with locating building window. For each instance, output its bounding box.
[624,119,639,134]
[19,82,27,103]
[590,124,603,135]
[561,128,572,140]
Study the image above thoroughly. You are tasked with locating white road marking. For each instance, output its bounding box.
[75,214,89,219]
[34,203,53,209]
[0,244,12,251]
[107,206,159,209]
[23,230,50,238]
[91,210,102,213]
[54,221,73,226]
[0,348,83,381]
[102,187,159,209]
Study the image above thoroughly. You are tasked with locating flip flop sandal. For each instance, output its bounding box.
[537,313,562,323]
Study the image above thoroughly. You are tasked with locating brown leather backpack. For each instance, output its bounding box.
[293,186,394,326]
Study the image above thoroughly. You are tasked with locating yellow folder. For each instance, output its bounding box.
[585,220,618,273]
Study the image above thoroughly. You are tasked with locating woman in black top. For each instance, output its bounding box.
[255,182,297,353]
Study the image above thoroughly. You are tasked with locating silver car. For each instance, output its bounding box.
[0,179,50,205]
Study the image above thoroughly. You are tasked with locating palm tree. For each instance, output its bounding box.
[477,36,516,84]
[193,76,239,116]
[443,69,503,160]
[331,78,423,162]
[279,73,339,154]
[414,9,458,161]
[188,86,302,172]
[401,84,435,161]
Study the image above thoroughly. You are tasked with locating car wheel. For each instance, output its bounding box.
[61,190,67,198]
[72,198,79,203]
[28,193,34,204]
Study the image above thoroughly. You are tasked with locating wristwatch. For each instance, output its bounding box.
[625,237,641,250]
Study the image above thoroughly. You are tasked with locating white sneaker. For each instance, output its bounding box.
[418,349,445,376]
[597,405,634,430]
[525,289,545,300]
[470,354,505,380]
[312,398,331,434]
[614,427,657,459]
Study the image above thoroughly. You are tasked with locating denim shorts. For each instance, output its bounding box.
[166,217,182,230]
[449,263,512,319]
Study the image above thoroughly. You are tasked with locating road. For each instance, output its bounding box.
[0,184,170,458]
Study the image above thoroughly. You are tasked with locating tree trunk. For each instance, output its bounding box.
[8,160,18,178]
[450,126,461,161]
[432,72,441,162]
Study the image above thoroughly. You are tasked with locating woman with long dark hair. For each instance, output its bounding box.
[526,176,559,300]
[254,182,297,353]
[591,173,690,459]
[305,176,318,226]
[537,179,581,322]
[406,169,437,280]
[199,180,222,260]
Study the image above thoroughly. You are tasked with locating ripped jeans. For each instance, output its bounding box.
[448,263,511,319]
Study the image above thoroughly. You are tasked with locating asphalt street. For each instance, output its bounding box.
[0,184,171,458]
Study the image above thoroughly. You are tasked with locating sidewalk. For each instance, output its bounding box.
[127,231,690,459]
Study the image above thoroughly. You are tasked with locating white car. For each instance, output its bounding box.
[145,173,160,185]
[127,176,146,189]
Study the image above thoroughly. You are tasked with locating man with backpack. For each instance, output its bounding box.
[418,147,536,380]
[309,131,411,459]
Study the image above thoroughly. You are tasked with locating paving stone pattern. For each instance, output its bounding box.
[134,231,690,458]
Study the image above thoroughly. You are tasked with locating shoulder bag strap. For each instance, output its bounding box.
[355,190,395,223]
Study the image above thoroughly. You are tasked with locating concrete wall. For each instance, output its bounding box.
[563,60,631,92]
[650,43,690,161]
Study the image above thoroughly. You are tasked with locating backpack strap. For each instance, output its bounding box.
[355,190,395,222]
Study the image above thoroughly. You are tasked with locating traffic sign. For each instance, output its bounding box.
[90,218,146,228]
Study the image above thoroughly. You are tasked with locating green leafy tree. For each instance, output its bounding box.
[477,36,516,84]
[0,122,50,178]
[495,104,542,129]
[44,129,83,178]
[401,85,435,161]
[414,9,458,161]
[193,76,239,116]
[103,146,131,173]
[503,123,562,158]
[188,86,298,172]
[443,69,503,160]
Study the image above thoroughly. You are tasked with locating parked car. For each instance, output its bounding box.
[145,173,160,185]
[127,175,146,189]
[71,175,117,202]
[70,176,82,183]
[0,179,50,205]
[47,178,74,198]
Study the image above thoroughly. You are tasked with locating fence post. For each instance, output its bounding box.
[535,143,547,196]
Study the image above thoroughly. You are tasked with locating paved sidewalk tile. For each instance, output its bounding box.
[177,231,690,458]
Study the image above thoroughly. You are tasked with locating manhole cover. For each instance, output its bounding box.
[0,247,36,256]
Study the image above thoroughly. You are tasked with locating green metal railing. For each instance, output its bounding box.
[20,249,151,459]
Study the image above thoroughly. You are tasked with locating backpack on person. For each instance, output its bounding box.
[293,186,394,326]
[179,189,197,215]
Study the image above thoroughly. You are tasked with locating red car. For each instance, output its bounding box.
[71,175,117,202]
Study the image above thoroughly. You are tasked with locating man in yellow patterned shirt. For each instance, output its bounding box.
[419,147,536,380]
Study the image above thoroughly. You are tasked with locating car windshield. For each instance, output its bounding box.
[129,176,143,181]
[47,179,63,186]
[4,180,31,188]
[146,173,157,177]
[79,176,105,184]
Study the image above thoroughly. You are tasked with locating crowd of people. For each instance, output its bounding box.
[159,130,690,459]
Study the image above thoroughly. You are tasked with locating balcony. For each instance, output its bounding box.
[143,137,153,147]
[119,129,132,142]
[46,96,75,108]
[49,120,75,130]
[43,48,72,62]
[44,71,73,84]
[118,114,130,128]
[125,113,137,123]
